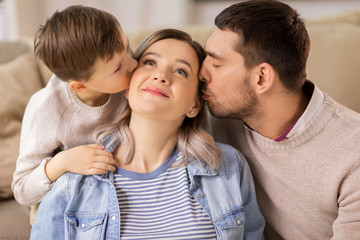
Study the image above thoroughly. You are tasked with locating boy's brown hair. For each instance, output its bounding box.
[34,5,124,81]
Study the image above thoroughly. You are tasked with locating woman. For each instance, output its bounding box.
[30,29,264,240]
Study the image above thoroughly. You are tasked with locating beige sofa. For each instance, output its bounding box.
[1,10,360,239]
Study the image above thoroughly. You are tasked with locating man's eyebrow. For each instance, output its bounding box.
[205,50,223,60]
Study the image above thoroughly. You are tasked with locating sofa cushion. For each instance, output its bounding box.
[306,22,360,113]
[0,53,43,199]
[0,199,31,238]
[0,41,32,64]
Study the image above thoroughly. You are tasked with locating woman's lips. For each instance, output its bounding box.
[143,86,169,98]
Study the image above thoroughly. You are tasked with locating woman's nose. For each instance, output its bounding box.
[153,71,169,84]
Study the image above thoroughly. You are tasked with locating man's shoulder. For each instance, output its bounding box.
[325,95,360,128]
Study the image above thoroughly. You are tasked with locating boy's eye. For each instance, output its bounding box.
[175,68,188,77]
[114,65,122,72]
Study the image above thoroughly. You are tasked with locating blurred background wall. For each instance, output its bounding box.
[1,0,360,40]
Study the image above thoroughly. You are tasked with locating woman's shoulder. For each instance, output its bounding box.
[215,141,249,173]
[57,172,99,186]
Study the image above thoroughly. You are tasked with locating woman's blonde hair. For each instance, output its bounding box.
[99,29,222,169]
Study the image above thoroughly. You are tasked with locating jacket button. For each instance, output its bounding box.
[81,223,86,228]
[112,216,117,221]
[236,220,241,225]
[199,193,204,198]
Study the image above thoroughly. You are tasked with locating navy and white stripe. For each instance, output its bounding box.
[114,151,216,239]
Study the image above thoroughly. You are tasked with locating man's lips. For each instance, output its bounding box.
[143,86,169,98]
[202,90,211,100]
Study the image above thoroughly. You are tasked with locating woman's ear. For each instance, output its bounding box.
[254,62,275,95]
[68,80,89,93]
[124,89,129,99]
[186,99,202,118]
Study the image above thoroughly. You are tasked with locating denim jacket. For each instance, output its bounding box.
[30,134,264,240]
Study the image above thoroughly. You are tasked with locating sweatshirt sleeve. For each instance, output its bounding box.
[11,87,63,206]
[332,159,360,240]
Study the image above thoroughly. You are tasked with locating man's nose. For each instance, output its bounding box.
[199,63,209,84]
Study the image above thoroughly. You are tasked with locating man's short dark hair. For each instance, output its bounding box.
[215,0,310,90]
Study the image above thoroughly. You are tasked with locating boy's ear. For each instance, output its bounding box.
[186,99,202,118]
[254,62,275,95]
[68,80,88,93]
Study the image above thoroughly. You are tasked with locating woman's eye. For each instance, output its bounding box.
[142,59,156,66]
[175,68,188,77]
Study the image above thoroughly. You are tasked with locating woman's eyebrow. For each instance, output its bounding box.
[176,59,193,73]
[142,51,193,74]
[142,52,160,58]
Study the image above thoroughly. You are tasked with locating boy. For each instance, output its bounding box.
[11,5,137,221]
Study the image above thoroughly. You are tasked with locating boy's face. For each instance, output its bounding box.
[83,31,138,94]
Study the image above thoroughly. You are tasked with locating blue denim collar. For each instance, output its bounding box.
[101,131,218,188]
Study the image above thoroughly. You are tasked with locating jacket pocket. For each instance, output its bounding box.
[66,212,106,240]
[214,207,245,240]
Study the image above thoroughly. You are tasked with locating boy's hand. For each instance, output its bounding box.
[45,144,117,182]
[199,129,215,145]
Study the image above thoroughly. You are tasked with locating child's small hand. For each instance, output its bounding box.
[199,129,215,145]
[45,144,117,182]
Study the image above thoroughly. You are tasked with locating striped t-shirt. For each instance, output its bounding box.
[114,150,216,239]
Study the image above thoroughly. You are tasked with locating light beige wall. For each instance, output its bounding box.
[8,0,360,40]
[15,0,191,39]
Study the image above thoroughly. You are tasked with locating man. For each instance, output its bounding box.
[200,0,360,239]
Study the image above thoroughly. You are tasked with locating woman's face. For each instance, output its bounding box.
[128,38,201,121]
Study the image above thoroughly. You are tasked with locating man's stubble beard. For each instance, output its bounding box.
[206,77,259,121]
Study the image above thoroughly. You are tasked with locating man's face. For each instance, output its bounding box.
[199,28,258,120]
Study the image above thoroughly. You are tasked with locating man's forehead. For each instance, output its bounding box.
[205,28,238,59]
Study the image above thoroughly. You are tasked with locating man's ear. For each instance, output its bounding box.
[186,99,202,118]
[254,62,275,95]
[68,80,89,93]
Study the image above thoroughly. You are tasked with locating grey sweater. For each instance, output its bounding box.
[203,83,360,240]
[12,75,126,206]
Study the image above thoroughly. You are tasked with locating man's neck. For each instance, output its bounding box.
[246,89,310,140]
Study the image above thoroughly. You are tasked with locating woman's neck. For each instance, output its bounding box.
[115,113,182,173]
